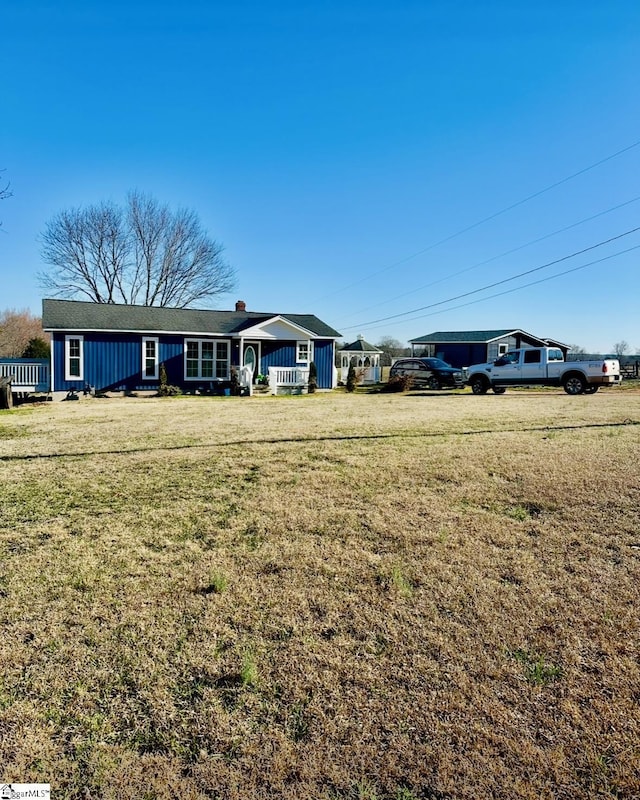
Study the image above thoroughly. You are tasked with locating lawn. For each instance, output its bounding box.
[1,389,639,799]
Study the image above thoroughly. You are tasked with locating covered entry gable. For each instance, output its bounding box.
[237,315,321,341]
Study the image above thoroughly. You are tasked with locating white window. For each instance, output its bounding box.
[65,335,83,381]
[142,337,159,380]
[296,340,313,364]
[498,343,509,356]
[184,339,230,380]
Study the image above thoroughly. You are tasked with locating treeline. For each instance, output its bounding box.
[0,309,50,358]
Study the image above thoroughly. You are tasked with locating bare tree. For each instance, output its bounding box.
[567,343,587,359]
[613,340,629,357]
[0,175,10,201]
[376,336,409,366]
[39,193,236,307]
[0,168,12,227]
[40,203,128,303]
[127,192,235,307]
[0,309,48,357]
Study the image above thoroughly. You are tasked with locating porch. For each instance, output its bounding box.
[268,366,310,395]
[0,359,50,393]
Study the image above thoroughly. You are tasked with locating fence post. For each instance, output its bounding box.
[0,376,13,409]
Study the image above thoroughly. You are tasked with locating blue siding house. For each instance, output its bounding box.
[42,299,341,394]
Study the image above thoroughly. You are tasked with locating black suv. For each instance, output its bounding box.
[389,357,465,390]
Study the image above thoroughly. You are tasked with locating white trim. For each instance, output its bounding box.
[43,319,342,341]
[410,329,549,346]
[64,335,84,381]
[184,338,230,381]
[45,326,235,337]
[142,336,159,380]
[243,340,262,377]
[238,315,319,340]
[296,340,314,364]
[50,341,56,391]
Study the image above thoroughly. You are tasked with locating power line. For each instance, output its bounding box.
[319,136,640,300]
[340,225,640,331]
[348,194,640,318]
[359,243,640,335]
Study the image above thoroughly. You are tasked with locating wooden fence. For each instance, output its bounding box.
[620,361,640,379]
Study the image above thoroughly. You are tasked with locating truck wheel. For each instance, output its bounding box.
[583,385,599,394]
[493,387,506,394]
[428,376,441,390]
[563,373,586,395]
[470,376,489,395]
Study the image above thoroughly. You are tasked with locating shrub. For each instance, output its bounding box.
[22,337,50,359]
[346,364,357,392]
[308,361,318,393]
[382,374,414,393]
[157,362,181,397]
[230,366,241,396]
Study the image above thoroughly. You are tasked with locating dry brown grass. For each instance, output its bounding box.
[1,389,639,799]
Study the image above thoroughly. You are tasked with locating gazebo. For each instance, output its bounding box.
[339,335,382,384]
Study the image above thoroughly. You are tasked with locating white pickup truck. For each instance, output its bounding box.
[467,347,622,395]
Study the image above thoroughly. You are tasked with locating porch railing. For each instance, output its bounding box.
[340,365,381,384]
[268,366,309,395]
[0,359,50,392]
[238,365,253,396]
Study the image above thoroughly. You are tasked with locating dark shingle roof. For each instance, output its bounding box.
[340,337,382,353]
[42,299,341,338]
[409,329,548,345]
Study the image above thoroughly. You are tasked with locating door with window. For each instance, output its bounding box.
[520,348,545,383]
[491,350,521,384]
[243,341,261,382]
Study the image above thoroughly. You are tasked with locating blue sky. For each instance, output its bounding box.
[2,0,639,353]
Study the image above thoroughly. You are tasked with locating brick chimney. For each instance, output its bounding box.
[235,300,246,312]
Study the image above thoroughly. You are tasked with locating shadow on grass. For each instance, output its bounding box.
[1,420,638,462]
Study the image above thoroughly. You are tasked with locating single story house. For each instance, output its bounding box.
[409,329,568,369]
[42,299,341,394]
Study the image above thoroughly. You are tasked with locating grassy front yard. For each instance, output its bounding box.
[1,390,639,799]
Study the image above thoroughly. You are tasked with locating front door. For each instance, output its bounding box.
[243,342,260,381]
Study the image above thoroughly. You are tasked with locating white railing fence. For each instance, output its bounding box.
[339,365,381,384]
[268,366,310,395]
[0,360,50,392]
[237,364,253,396]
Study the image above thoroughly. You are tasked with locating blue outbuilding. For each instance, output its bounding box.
[409,329,568,369]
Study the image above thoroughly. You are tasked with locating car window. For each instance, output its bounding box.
[523,350,541,364]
